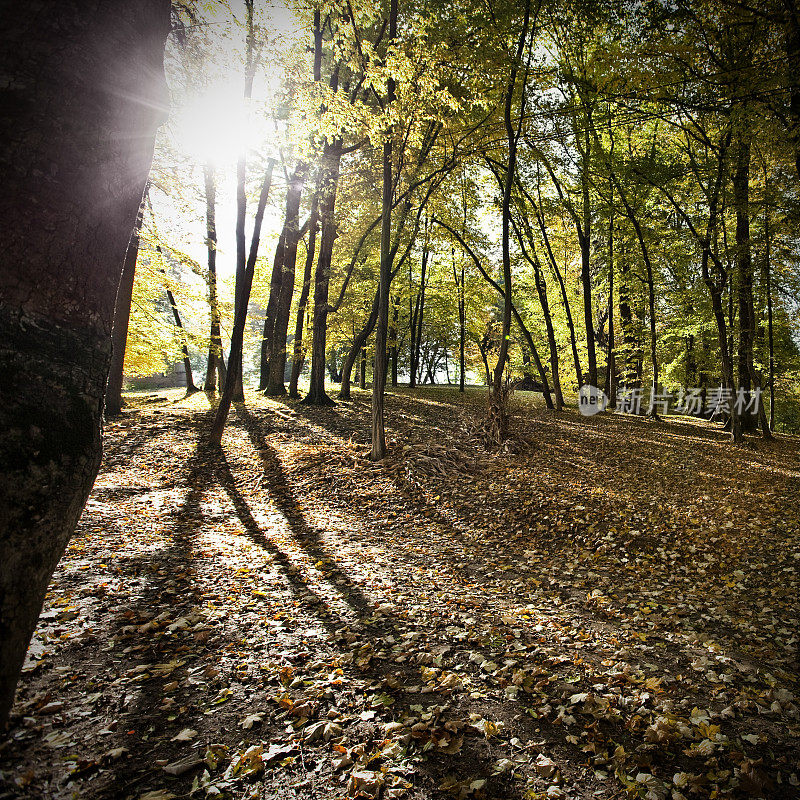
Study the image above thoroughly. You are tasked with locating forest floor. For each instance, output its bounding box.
[1,386,799,800]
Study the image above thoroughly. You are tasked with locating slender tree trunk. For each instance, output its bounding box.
[290,190,320,397]
[203,163,225,392]
[165,281,196,393]
[533,256,563,410]
[303,8,341,407]
[733,132,758,432]
[0,0,170,728]
[479,338,492,386]
[106,201,144,416]
[456,261,466,392]
[619,250,636,390]
[580,119,597,388]
[622,209,658,416]
[389,296,399,387]
[261,228,286,389]
[764,203,775,430]
[304,141,341,406]
[535,208,582,388]
[267,164,308,396]
[210,155,275,444]
[605,197,616,407]
[370,0,398,460]
[493,0,531,421]
[340,290,379,401]
[360,348,367,389]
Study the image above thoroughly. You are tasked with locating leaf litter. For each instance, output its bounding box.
[0,386,797,800]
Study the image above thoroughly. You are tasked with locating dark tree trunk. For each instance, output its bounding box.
[267,164,308,396]
[303,9,341,407]
[535,206,582,388]
[0,0,171,728]
[409,238,429,388]
[532,256,562,410]
[764,202,775,430]
[389,295,399,387]
[508,210,562,410]
[261,228,286,389]
[619,200,658,417]
[304,141,342,406]
[580,120,597,389]
[618,245,638,389]
[604,200,616,407]
[203,163,225,392]
[455,260,466,392]
[369,0,398,461]
[210,155,275,444]
[106,201,145,416]
[733,133,758,432]
[289,189,320,398]
[165,281,197,393]
[360,348,367,389]
[340,287,380,401]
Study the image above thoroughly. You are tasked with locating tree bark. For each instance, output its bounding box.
[493,0,531,410]
[261,228,286,389]
[733,131,758,432]
[289,189,320,397]
[604,193,616,407]
[0,0,170,728]
[210,156,275,445]
[106,200,145,416]
[303,141,342,406]
[389,296,399,387]
[580,115,597,388]
[534,205,582,389]
[370,0,398,461]
[203,163,226,392]
[340,287,380,401]
[764,200,775,431]
[165,279,197,393]
[267,163,308,396]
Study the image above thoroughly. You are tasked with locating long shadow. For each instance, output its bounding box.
[212,449,367,637]
[235,405,373,619]
[247,395,800,798]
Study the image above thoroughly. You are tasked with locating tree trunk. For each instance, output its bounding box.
[456,261,466,392]
[203,163,225,392]
[165,281,197,393]
[409,231,429,388]
[532,256,563,410]
[733,132,758,432]
[289,189,320,397]
[389,296,399,387]
[580,119,597,388]
[106,200,144,416]
[261,228,286,389]
[535,207,582,388]
[604,198,616,407]
[304,141,342,406]
[764,201,775,431]
[492,0,531,423]
[370,0,398,461]
[0,0,170,728]
[210,156,275,444]
[360,347,368,389]
[340,286,380,401]
[267,164,308,396]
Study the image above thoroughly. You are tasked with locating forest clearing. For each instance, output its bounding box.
[1,388,798,800]
[3,1,800,799]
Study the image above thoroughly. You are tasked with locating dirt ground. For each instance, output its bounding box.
[1,386,798,800]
